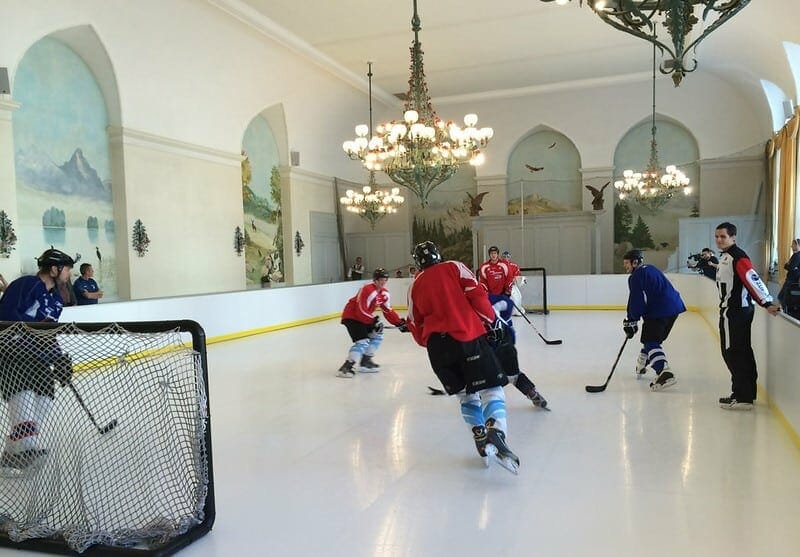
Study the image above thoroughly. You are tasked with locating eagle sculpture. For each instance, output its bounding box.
[466,192,489,216]
[585,182,610,211]
[525,164,544,172]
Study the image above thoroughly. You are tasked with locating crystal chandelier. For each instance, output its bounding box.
[340,62,405,229]
[614,43,691,212]
[342,0,493,206]
[540,0,751,86]
[340,175,405,230]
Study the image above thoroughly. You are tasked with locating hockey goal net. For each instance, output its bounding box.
[0,320,214,555]
[515,267,549,314]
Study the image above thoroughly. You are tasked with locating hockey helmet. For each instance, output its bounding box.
[413,241,441,269]
[623,249,644,265]
[373,268,389,280]
[37,248,75,269]
[501,250,512,259]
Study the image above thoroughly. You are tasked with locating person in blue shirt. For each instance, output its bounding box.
[622,249,686,391]
[73,263,103,305]
[0,248,74,470]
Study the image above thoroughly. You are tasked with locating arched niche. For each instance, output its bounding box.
[12,28,122,298]
[241,105,286,288]
[612,115,699,270]
[506,127,582,215]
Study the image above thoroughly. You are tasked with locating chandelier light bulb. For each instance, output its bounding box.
[404,110,419,124]
[355,124,369,137]
[464,113,478,127]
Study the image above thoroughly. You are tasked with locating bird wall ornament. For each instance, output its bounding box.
[585,182,610,211]
[466,192,489,216]
[525,164,544,173]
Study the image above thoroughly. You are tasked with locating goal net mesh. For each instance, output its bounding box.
[516,267,549,314]
[0,321,211,554]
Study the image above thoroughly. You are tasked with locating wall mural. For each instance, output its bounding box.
[241,115,282,287]
[612,117,700,272]
[507,129,582,215]
[411,166,476,269]
[12,38,117,298]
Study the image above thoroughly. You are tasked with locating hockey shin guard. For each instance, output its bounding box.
[457,392,485,428]
[481,386,507,432]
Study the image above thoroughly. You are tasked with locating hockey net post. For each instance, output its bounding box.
[0,319,215,556]
[516,267,549,315]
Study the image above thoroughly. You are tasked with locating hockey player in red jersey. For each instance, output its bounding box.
[478,246,514,297]
[406,241,520,474]
[337,268,406,378]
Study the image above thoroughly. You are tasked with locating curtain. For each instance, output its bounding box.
[771,108,799,285]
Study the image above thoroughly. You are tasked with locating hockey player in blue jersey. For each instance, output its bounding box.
[0,248,75,470]
[622,249,686,391]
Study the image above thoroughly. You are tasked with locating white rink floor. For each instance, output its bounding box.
[3,310,800,556]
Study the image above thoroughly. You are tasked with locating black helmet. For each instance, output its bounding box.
[373,268,389,280]
[501,250,511,259]
[413,241,441,269]
[488,246,499,254]
[623,249,644,264]
[37,248,75,269]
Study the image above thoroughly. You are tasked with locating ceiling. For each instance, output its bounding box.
[221,0,797,108]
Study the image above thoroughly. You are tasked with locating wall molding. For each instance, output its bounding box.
[0,98,21,122]
[108,126,242,167]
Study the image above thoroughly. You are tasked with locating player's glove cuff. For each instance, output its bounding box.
[622,319,638,339]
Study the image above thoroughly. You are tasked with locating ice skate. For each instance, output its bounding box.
[485,427,520,475]
[634,353,647,379]
[650,370,676,391]
[528,390,550,411]
[336,360,356,378]
[472,426,493,468]
[718,396,754,411]
[359,355,380,373]
[0,448,48,470]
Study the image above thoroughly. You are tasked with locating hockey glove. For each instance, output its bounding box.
[486,317,506,344]
[396,319,410,333]
[52,353,73,387]
[623,319,638,339]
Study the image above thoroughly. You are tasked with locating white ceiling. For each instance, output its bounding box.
[218,0,798,108]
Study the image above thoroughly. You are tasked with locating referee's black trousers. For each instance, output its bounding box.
[718,305,757,403]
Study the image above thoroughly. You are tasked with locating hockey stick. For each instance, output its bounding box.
[427,386,446,396]
[585,337,628,393]
[67,382,118,434]
[509,299,562,345]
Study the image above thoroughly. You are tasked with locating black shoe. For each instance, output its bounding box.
[718,396,753,411]
[485,427,520,475]
[336,360,355,378]
[359,355,380,372]
[472,426,492,467]
[529,390,549,410]
[650,370,676,391]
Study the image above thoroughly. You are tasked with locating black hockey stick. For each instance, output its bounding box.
[509,299,562,345]
[67,382,118,434]
[585,337,628,393]
[427,386,446,395]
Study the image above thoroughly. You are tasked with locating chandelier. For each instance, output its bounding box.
[340,176,405,230]
[342,0,493,206]
[340,62,405,229]
[614,42,691,212]
[540,0,751,86]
